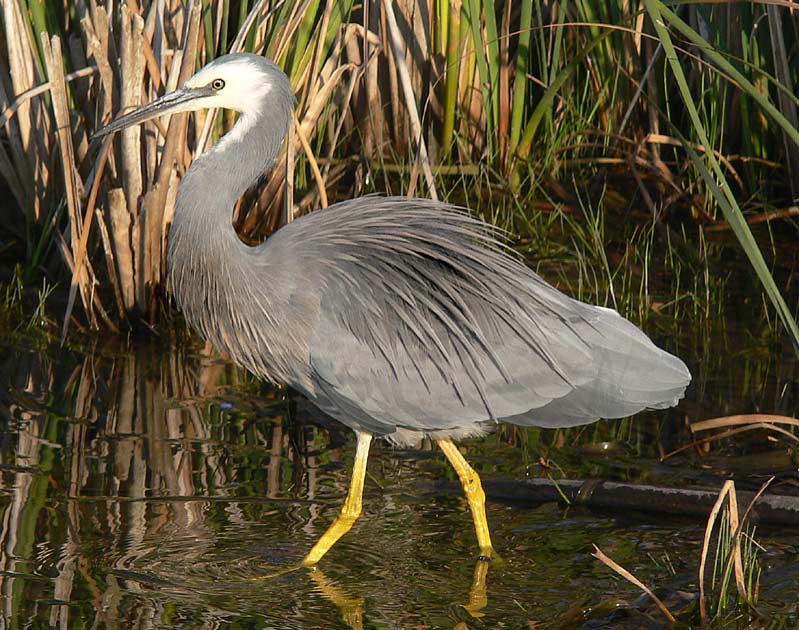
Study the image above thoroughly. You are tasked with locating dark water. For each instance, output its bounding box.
[1,331,799,629]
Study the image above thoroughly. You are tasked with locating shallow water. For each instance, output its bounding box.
[1,332,799,629]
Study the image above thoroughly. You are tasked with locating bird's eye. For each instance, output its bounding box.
[211,79,225,90]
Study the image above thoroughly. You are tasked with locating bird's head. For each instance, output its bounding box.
[94,53,293,138]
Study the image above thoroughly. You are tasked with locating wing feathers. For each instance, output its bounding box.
[269,196,691,436]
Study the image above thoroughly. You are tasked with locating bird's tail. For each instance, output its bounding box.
[512,305,691,428]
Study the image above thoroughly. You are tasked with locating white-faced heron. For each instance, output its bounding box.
[96,53,691,566]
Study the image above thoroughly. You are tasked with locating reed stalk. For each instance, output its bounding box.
[0,0,796,348]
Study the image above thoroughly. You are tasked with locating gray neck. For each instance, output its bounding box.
[173,110,286,238]
[166,105,291,372]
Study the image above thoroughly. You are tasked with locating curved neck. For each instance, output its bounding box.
[166,105,292,374]
[176,110,286,236]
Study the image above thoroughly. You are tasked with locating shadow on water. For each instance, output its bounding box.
[1,332,799,628]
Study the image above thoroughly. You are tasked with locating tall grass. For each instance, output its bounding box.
[0,1,797,346]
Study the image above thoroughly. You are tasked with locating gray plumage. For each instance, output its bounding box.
[99,53,691,446]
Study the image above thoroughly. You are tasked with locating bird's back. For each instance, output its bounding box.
[261,197,690,444]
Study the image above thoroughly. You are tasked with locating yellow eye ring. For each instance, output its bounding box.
[211,79,225,90]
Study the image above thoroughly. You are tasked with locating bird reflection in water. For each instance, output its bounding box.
[306,560,495,629]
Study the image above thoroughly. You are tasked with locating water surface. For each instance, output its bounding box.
[1,332,798,628]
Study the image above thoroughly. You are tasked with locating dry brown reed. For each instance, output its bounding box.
[1,1,798,339]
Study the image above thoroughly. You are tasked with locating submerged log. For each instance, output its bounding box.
[477,478,799,526]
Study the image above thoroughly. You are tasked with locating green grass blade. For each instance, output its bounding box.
[220,0,230,54]
[483,0,499,135]
[645,0,799,352]
[465,0,496,155]
[442,1,461,159]
[286,0,321,78]
[508,0,532,156]
[515,28,614,161]
[658,3,799,147]
[201,0,216,59]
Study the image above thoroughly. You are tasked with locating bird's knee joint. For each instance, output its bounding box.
[462,475,485,501]
[340,503,362,521]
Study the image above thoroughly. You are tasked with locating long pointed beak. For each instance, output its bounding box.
[93,85,214,138]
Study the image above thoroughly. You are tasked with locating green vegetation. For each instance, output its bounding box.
[0,1,797,349]
[593,480,765,627]
[0,266,54,337]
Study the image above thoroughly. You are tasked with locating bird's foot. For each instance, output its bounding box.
[249,561,308,580]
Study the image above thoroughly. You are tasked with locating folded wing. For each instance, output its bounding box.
[272,197,690,438]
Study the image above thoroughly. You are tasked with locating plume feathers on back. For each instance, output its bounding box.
[256,197,691,443]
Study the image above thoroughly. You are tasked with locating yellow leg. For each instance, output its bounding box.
[438,439,496,559]
[302,431,372,566]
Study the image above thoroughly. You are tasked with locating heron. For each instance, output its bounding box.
[96,53,691,567]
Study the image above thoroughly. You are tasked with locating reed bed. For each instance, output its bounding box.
[594,479,766,626]
[0,0,797,343]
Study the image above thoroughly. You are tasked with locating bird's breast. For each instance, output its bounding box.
[167,231,317,392]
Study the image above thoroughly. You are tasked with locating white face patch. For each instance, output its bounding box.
[184,57,273,115]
